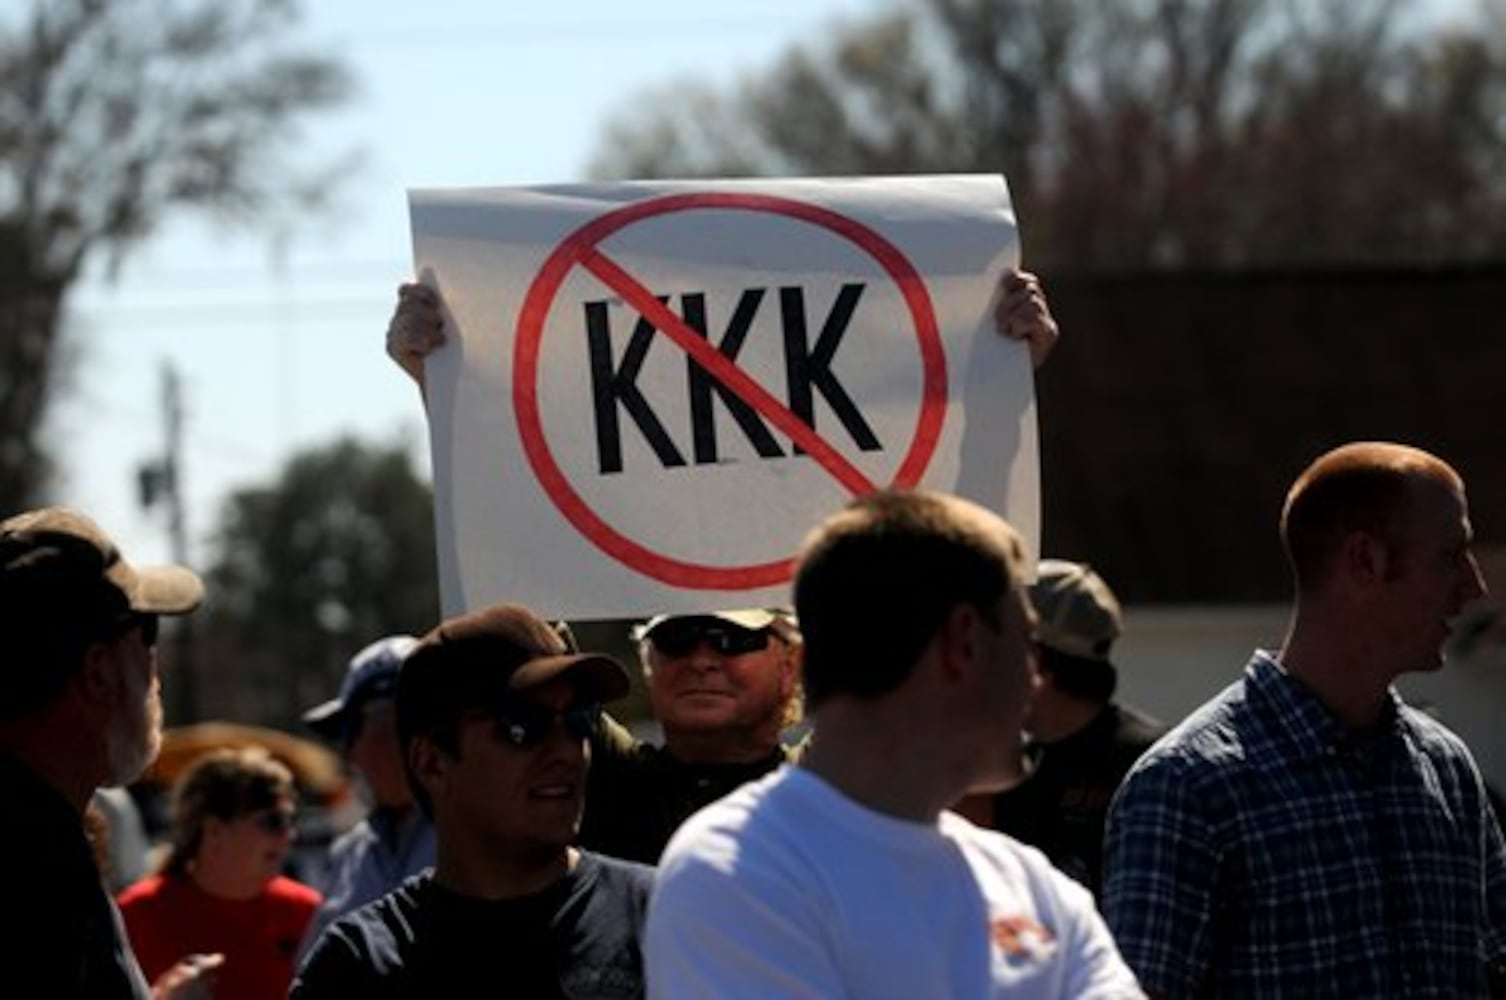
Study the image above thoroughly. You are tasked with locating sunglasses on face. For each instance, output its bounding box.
[248,807,296,835]
[488,699,602,749]
[647,620,772,658]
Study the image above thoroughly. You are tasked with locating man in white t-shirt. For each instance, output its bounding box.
[645,490,1143,999]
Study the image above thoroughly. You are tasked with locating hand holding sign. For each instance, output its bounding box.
[996,271,1060,368]
[386,283,446,385]
[409,176,1040,619]
[386,270,1062,387]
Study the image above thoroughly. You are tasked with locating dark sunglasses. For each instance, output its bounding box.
[249,808,296,835]
[489,699,602,749]
[647,619,771,658]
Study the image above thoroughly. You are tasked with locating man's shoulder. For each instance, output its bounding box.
[1135,675,1259,767]
[658,769,795,861]
[294,879,429,999]
[1110,702,1256,823]
[1398,704,1490,789]
[577,850,655,898]
[1400,702,1474,755]
[321,873,428,951]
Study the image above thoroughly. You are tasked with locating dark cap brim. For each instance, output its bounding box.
[510,653,630,703]
[301,699,347,739]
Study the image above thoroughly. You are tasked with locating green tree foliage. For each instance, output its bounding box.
[588,0,1506,271]
[197,437,438,730]
[0,0,351,511]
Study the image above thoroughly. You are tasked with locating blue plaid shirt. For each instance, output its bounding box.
[1103,652,1506,997]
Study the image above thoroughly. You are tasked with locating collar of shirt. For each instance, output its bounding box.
[1245,650,1407,765]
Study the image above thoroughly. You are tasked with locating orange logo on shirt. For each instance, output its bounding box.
[991,916,1056,958]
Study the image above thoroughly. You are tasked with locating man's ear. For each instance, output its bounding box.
[74,639,123,711]
[407,734,450,805]
[1338,530,1391,590]
[936,603,983,683]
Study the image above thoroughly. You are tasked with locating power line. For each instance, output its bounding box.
[97,258,410,286]
[69,297,386,328]
[68,386,279,468]
[329,15,843,49]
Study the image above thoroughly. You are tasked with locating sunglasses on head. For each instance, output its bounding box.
[488,698,602,749]
[647,619,771,658]
[249,808,295,835]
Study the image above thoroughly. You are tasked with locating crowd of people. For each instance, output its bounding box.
[1,268,1502,998]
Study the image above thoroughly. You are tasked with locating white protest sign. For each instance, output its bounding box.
[409,176,1038,619]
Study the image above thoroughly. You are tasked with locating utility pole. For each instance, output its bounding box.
[138,362,197,722]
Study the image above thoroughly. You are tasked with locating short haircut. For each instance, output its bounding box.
[1281,442,1463,592]
[794,490,1028,708]
[163,747,294,876]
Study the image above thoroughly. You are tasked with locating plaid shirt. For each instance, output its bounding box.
[1103,652,1506,997]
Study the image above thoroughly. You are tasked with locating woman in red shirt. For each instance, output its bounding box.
[118,747,321,1000]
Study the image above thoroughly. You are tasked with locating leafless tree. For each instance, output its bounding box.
[589,0,1506,272]
[0,0,352,511]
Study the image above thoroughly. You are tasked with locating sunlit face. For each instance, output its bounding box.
[104,615,163,787]
[1375,478,1487,675]
[642,619,796,740]
[439,678,592,852]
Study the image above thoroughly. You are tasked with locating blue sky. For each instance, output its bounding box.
[61,0,869,567]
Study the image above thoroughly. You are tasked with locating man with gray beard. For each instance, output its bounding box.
[0,508,205,999]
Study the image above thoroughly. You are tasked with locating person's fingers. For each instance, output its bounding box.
[397,281,439,307]
[153,953,224,1000]
[992,271,1059,368]
[998,287,1046,326]
[385,284,447,381]
[1002,269,1036,297]
[994,282,1042,337]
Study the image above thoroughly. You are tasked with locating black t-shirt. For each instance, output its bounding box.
[291,852,651,999]
[990,702,1166,895]
[580,718,796,864]
[0,752,151,999]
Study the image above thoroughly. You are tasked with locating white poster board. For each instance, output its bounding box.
[409,175,1038,619]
